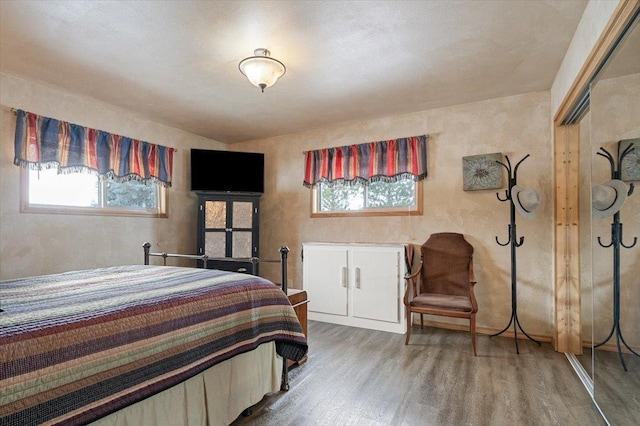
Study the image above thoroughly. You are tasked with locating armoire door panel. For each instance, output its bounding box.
[204,200,226,229]
[204,232,226,258]
[232,201,254,228]
[232,231,253,258]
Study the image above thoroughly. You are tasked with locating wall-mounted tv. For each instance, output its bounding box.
[190,149,264,193]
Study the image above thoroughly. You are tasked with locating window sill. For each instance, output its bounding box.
[311,207,422,218]
[21,204,168,218]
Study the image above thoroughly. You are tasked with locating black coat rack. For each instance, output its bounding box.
[594,145,638,371]
[490,154,542,354]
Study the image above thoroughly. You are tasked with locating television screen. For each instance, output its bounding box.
[190,149,264,193]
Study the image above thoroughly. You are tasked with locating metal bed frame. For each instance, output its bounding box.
[142,242,292,391]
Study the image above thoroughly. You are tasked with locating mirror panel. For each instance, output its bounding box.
[589,18,640,425]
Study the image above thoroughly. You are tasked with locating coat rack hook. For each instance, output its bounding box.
[504,155,513,172]
[496,235,510,246]
[496,159,511,175]
[496,190,509,202]
[496,224,511,246]
[596,147,615,176]
[620,236,637,249]
[597,235,613,248]
[619,144,635,164]
[512,154,530,182]
[514,236,525,247]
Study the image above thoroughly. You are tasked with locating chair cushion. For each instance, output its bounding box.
[410,293,472,312]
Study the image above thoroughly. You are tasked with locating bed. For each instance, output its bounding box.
[0,245,307,426]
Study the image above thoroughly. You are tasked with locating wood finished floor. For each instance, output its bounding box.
[590,348,640,426]
[231,321,605,426]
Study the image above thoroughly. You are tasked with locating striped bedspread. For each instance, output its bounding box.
[0,265,307,426]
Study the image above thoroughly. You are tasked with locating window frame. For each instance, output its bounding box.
[20,167,168,218]
[310,180,423,218]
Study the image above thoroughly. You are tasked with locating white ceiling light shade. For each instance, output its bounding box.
[238,48,286,92]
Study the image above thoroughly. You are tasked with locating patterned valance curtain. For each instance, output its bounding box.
[303,134,428,188]
[13,109,175,187]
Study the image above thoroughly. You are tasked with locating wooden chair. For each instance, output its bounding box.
[404,232,478,355]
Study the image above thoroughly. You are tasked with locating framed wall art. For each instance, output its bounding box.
[619,138,640,182]
[462,152,503,191]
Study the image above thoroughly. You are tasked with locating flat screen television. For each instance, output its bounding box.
[190,149,264,193]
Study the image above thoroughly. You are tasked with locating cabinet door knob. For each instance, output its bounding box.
[355,267,361,289]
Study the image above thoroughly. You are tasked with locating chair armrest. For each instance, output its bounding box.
[469,255,478,313]
[469,254,476,284]
[404,267,421,280]
[469,280,478,313]
[403,262,423,306]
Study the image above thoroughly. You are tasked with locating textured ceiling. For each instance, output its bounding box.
[0,0,589,144]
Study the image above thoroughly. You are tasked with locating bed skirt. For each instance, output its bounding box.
[90,341,281,426]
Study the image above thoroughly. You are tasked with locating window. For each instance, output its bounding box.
[302,134,427,217]
[312,179,422,217]
[22,168,166,217]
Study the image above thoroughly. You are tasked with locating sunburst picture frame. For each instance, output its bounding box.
[462,152,503,191]
[619,138,640,182]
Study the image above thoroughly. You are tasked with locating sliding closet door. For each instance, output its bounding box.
[589,18,640,425]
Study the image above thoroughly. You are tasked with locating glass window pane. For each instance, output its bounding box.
[29,169,99,207]
[319,182,364,211]
[24,169,166,216]
[232,202,253,228]
[205,201,226,228]
[204,232,226,257]
[367,180,415,208]
[232,231,253,258]
[106,179,157,208]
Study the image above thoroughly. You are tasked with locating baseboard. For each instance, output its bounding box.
[581,339,640,354]
[413,318,552,343]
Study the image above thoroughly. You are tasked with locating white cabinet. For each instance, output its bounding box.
[302,242,406,334]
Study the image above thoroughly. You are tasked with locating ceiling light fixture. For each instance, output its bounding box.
[238,48,286,92]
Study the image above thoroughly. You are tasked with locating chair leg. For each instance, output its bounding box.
[405,309,412,345]
[470,313,477,356]
[420,313,424,329]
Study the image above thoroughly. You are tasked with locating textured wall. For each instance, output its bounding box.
[0,74,556,336]
[0,73,227,280]
[589,72,640,349]
[235,91,554,336]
